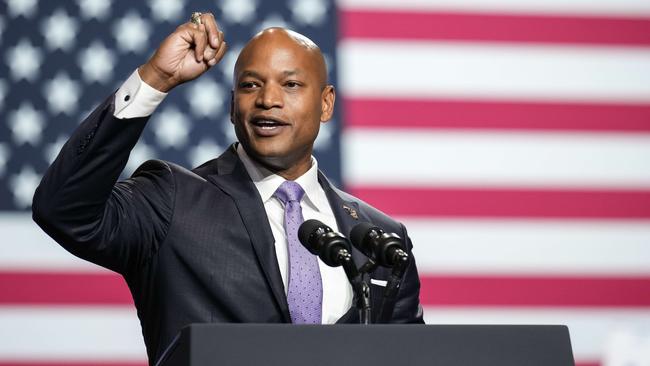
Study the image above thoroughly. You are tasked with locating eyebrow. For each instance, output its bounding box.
[238,69,302,80]
[281,70,301,77]
[238,70,262,80]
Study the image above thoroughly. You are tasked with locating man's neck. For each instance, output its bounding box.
[237,144,313,181]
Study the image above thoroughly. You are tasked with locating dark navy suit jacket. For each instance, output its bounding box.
[32,95,424,364]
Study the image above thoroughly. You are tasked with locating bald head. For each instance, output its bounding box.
[234,27,328,87]
[229,26,336,180]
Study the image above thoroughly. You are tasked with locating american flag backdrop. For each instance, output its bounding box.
[1,0,650,364]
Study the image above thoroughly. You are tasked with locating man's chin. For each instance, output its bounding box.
[244,145,291,170]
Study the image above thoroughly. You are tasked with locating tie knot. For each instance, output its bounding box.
[274,181,305,204]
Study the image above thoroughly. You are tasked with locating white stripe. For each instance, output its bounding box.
[339,41,650,103]
[343,130,650,188]
[423,306,650,361]
[0,213,107,272]
[337,0,650,17]
[0,306,146,361]
[405,219,650,275]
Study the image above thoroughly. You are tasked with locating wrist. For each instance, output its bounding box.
[138,63,176,93]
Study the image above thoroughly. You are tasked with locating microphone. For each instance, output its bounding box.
[297,219,352,267]
[349,222,408,268]
[350,222,410,323]
[298,219,372,324]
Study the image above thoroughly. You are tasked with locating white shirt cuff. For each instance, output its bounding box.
[114,69,168,119]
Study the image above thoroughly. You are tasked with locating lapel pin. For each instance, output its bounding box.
[343,204,359,220]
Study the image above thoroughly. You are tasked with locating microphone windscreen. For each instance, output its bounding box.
[298,219,329,248]
[350,222,380,250]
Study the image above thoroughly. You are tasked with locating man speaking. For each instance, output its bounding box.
[32,12,423,364]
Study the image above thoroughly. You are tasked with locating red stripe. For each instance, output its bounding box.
[420,275,650,307]
[349,187,650,218]
[0,362,595,366]
[341,10,650,45]
[345,98,650,132]
[4,272,649,308]
[0,363,596,366]
[0,363,145,366]
[0,364,145,366]
[0,362,596,366]
[0,272,133,305]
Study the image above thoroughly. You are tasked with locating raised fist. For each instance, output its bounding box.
[139,12,227,92]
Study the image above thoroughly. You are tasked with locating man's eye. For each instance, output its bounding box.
[240,82,258,89]
[285,81,300,88]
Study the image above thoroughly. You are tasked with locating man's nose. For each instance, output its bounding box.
[256,83,283,109]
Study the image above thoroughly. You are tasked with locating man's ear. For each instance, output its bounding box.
[229,90,235,124]
[320,85,335,123]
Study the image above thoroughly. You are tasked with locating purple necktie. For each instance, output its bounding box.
[274,181,323,324]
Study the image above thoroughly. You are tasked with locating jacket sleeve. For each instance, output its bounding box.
[32,94,174,276]
[390,223,425,324]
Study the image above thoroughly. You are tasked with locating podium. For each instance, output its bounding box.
[156,324,575,366]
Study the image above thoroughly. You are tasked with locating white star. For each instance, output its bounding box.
[219,43,242,83]
[44,135,69,163]
[0,79,7,110]
[0,144,9,176]
[257,14,289,33]
[78,41,116,83]
[152,107,190,148]
[78,0,112,20]
[8,102,44,145]
[5,39,43,81]
[6,0,38,18]
[220,0,257,24]
[43,72,81,115]
[314,119,334,151]
[9,166,41,208]
[289,0,328,26]
[188,139,223,167]
[41,9,79,51]
[113,11,151,53]
[124,140,156,176]
[186,78,226,118]
[148,0,184,22]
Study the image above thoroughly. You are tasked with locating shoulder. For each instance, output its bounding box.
[131,144,232,181]
[129,159,208,186]
[330,183,405,235]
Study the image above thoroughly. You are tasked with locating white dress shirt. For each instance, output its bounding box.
[113,69,353,323]
[114,69,168,119]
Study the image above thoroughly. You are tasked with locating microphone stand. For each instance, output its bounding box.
[337,250,371,324]
[376,249,409,323]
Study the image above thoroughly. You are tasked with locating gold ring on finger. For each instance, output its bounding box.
[190,12,202,25]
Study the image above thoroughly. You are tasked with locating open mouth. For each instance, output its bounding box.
[252,119,285,129]
[249,117,289,136]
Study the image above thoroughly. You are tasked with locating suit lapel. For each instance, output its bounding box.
[320,172,380,324]
[206,146,290,322]
[204,149,368,324]
[318,172,367,278]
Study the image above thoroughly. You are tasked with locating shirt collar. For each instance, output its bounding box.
[236,144,328,212]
